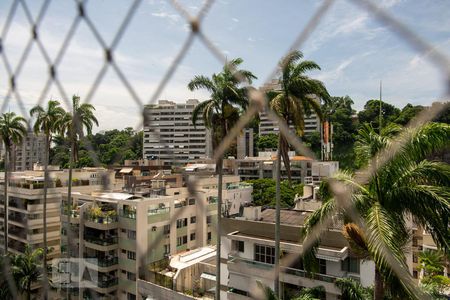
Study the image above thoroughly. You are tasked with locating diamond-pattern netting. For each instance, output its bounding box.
[0,0,449,299]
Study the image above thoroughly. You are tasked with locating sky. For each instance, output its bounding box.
[0,0,449,132]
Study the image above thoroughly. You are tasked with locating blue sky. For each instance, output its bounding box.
[0,0,449,131]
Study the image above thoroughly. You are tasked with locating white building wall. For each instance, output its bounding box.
[360,260,376,288]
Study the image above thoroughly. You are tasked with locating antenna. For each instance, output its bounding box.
[379,80,382,134]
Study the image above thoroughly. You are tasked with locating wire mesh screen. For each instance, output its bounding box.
[0,0,449,299]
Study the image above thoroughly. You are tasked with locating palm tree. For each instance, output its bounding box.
[57,95,97,250]
[188,58,256,298]
[335,278,372,300]
[268,50,329,297]
[0,254,14,299]
[30,100,65,298]
[0,112,27,251]
[11,246,43,300]
[268,50,329,182]
[303,122,450,300]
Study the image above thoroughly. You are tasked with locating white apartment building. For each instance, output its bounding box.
[11,131,46,171]
[259,109,321,137]
[221,207,375,300]
[143,100,213,165]
[62,175,252,300]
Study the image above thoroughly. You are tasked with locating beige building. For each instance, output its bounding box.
[62,175,252,300]
[0,167,113,258]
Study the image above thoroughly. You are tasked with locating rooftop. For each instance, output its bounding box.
[259,208,312,226]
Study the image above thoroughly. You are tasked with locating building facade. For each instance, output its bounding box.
[143,100,213,165]
[62,175,252,300]
[11,131,46,171]
[221,207,375,300]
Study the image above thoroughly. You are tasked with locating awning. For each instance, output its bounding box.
[315,254,343,262]
[200,273,216,281]
[119,168,133,174]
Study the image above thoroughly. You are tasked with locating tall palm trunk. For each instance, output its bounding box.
[215,157,223,300]
[274,137,282,298]
[42,136,50,299]
[66,134,75,300]
[3,146,9,252]
[374,266,384,300]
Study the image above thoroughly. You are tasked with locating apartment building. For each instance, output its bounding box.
[237,128,254,159]
[259,109,321,137]
[11,131,46,171]
[0,168,113,259]
[233,151,312,182]
[143,100,213,165]
[62,175,252,300]
[221,207,375,300]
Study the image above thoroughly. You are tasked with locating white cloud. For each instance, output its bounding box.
[151,12,180,23]
[232,18,239,23]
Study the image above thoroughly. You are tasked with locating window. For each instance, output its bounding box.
[413,270,418,279]
[176,218,188,228]
[121,228,126,233]
[188,198,195,205]
[127,293,136,300]
[254,244,275,264]
[319,259,327,274]
[190,216,196,224]
[206,216,212,224]
[127,230,136,240]
[163,224,170,234]
[121,249,127,254]
[413,253,418,263]
[127,272,136,281]
[177,235,188,246]
[232,240,244,253]
[341,257,359,274]
[207,232,212,242]
[190,233,196,241]
[127,251,136,260]
[164,244,170,254]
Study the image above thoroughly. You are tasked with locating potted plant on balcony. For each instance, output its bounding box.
[106,210,117,223]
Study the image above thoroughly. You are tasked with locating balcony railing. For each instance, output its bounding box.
[96,277,118,288]
[229,255,339,284]
[84,235,118,246]
[119,209,136,219]
[84,255,119,267]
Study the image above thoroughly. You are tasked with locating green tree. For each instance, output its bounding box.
[268,50,328,182]
[394,103,424,125]
[256,133,279,151]
[357,99,400,130]
[30,100,65,297]
[11,246,43,300]
[0,112,27,249]
[322,96,357,169]
[418,250,450,296]
[245,179,303,207]
[188,57,256,298]
[335,278,372,300]
[304,122,450,300]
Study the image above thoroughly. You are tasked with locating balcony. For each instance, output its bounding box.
[228,255,341,295]
[84,208,118,230]
[84,235,117,246]
[84,255,119,268]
